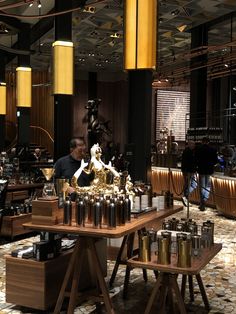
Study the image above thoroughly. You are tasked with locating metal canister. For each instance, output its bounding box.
[171,218,179,230]
[165,191,171,208]
[177,236,192,268]
[108,201,116,229]
[76,197,85,227]
[191,235,201,257]
[162,220,172,230]
[157,231,171,265]
[149,229,157,254]
[139,232,151,262]
[180,218,188,231]
[201,225,212,248]
[63,196,72,226]
[176,222,185,232]
[203,220,214,245]
[92,198,101,228]
[188,222,198,235]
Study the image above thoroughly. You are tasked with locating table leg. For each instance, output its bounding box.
[109,235,128,287]
[181,274,187,299]
[188,275,194,302]
[169,274,187,314]
[196,273,210,310]
[88,238,115,314]
[144,273,163,314]
[123,232,135,298]
[67,243,85,314]
[53,240,80,314]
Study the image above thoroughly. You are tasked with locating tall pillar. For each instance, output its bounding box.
[17,23,31,146]
[127,70,152,182]
[88,72,97,100]
[228,75,236,144]
[190,24,208,128]
[54,0,73,161]
[0,51,6,151]
[87,72,98,148]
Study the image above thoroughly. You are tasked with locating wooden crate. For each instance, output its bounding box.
[6,251,72,310]
[5,238,107,311]
[31,199,63,225]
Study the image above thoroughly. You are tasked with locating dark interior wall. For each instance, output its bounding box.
[72,78,128,152]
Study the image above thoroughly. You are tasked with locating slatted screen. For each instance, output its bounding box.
[156,90,190,141]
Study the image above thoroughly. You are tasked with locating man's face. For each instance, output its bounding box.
[73,139,86,159]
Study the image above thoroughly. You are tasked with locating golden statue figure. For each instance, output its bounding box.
[71,144,120,194]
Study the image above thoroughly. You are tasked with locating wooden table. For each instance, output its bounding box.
[128,243,222,314]
[24,205,183,314]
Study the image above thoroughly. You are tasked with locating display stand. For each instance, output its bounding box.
[23,205,183,313]
[128,243,222,314]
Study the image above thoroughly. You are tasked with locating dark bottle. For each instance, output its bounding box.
[103,195,110,227]
[145,184,153,207]
[99,194,106,226]
[93,197,101,228]
[76,196,85,227]
[108,200,116,229]
[118,195,125,225]
[88,196,95,226]
[63,196,72,226]
[124,195,131,223]
[83,193,90,225]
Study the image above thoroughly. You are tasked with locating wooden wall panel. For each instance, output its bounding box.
[31,71,54,155]
[5,70,128,156]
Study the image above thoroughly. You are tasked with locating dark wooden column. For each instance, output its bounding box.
[54,0,73,161]
[87,72,98,148]
[127,70,152,183]
[0,51,6,150]
[228,75,236,144]
[190,24,208,128]
[17,23,31,146]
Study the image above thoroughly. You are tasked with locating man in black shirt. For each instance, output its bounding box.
[195,137,218,211]
[54,137,93,192]
[181,140,197,206]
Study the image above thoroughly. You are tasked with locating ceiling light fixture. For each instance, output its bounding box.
[83,6,96,14]
[224,64,229,68]
[177,24,187,32]
[37,0,41,9]
[110,32,120,38]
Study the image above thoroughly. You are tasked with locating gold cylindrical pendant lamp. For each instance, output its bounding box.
[52,40,74,95]
[16,67,32,107]
[124,0,157,70]
[0,82,6,115]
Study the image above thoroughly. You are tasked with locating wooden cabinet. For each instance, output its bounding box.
[6,183,44,203]
[6,251,72,311]
[1,214,32,239]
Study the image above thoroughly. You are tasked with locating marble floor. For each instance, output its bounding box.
[0,202,236,313]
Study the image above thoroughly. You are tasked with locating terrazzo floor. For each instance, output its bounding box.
[0,201,236,313]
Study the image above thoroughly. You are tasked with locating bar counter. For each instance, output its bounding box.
[211,174,236,218]
[152,166,236,218]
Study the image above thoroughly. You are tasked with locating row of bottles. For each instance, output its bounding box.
[63,193,131,229]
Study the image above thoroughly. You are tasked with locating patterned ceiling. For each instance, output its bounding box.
[0,0,236,77]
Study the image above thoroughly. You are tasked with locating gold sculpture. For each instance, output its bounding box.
[71,143,132,195]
